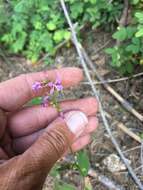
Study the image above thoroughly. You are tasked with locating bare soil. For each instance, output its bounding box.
[0,29,143,190]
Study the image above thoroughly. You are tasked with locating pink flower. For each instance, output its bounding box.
[32,82,42,91]
[31,77,63,110]
[48,78,63,95]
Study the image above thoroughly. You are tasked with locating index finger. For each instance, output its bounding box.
[0,67,83,111]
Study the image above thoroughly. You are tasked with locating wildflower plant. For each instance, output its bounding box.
[32,77,91,182]
[32,76,64,116]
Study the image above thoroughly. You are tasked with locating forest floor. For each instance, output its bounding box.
[0,29,143,190]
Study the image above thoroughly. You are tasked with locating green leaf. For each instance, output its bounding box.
[70,2,84,19]
[135,12,143,23]
[34,21,42,30]
[131,0,139,5]
[11,31,27,53]
[50,164,60,177]
[125,63,133,74]
[63,31,71,40]
[126,45,140,54]
[40,32,54,53]
[14,1,26,13]
[89,0,97,4]
[28,97,41,106]
[132,37,140,45]
[46,21,57,31]
[112,27,127,41]
[135,28,143,37]
[126,26,136,39]
[105,48,115,54]
[76,150,90,177]
[53,30,64,43]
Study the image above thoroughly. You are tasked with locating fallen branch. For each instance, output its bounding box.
[82,72,143,85]
[60,0,143,189]
[118,123,141,143]
[106,112,141,145]
[123,146,141,154]
[81,47,143,123]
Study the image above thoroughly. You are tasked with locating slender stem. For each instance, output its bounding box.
[141,140,143,175]
[60,0,143,189]
[82,72,143,85]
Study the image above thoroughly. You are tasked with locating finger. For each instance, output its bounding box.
[12,130,44,154]
[21,111,88,173]
[0,67,83,111]
[12,116,96,154]
[0,109,7,139]
[71,135,91,152]
[0,148,9,160]
[9,97,98,138]
[81,116,98,136]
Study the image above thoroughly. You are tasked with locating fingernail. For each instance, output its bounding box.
[65,111,88,137]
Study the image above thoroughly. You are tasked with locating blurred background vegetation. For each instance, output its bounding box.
[0,0,143,74]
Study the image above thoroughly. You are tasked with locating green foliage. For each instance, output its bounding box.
[0,0,122,63]
[106,1,143,74]
[76,150,90,177]
[135,12,143,37]
[0,0,143,73]
[28,97,42,106]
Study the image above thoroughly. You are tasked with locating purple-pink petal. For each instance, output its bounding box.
[32,82,42,91]
[48,82,54,87]
[55,78,62,85]
[55,84,63,91]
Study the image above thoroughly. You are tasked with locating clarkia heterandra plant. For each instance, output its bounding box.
[32,77,64,116]
[32,76,90,180]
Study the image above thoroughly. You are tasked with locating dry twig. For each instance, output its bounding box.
[60,0,143,189]
[83,72,143,85]
[118,123,141,143]
[123,146,141,154]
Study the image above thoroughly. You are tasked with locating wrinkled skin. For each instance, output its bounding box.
[0,68,98,190]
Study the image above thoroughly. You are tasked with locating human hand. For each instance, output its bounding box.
[0,67,98,190]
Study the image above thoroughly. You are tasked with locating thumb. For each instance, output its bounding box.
[25,111,88,171]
